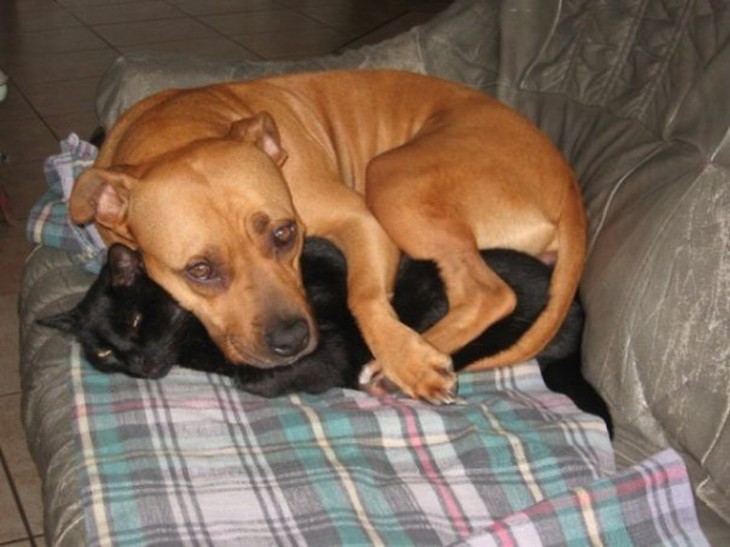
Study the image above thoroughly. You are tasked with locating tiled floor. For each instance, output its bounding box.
[0,0,451,544]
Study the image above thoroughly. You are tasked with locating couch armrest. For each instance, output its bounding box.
[579,39,730,523]
[19,246,95,545]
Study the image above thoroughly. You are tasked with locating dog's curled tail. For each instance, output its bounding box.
[466,183,587,371]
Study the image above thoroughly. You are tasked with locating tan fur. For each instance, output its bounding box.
[70,70,586,402]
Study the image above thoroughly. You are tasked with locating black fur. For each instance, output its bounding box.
[38,244,193,379]
[88,126,106,148]
[39,238,611,433]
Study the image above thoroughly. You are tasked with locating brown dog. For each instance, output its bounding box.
[69,70,585,403]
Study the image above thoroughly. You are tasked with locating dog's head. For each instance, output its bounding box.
[68,112,318,368]
[39,243,189,379]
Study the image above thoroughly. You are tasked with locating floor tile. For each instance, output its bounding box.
[0,227,34,297]
[0,84,37,123]
[17,78,99,118]
[0,160,48,223]
[231,27,348,61]
[0,461,27,543]
[0,4,80,33]
[43,111,101,143]
[60,0,145,5]
[295,3,405,35]
[6,48,119,87]
[170,0,282,16]
[0,394,44,536]
[92,17,222,47]
[67,0,184,25]
[0,118,58,165]
[0,27,108,64]
[120,36,261,63]
[0,0,58,14]
[274,0,371,8]
[0,295,21,396]
[342,10,438,50]
[201,9,332,36]
[397,0,454,11]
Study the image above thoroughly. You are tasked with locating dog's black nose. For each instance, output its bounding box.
[265,317,310,357]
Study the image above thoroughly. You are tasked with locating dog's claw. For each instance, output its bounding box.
[425,382,458,406]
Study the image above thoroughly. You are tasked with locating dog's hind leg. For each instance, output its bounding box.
[419,238,518,355]
[364,146,519,365]
[369,195,517,356]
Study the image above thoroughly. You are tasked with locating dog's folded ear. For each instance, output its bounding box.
[69,168,136,237]
[229,111,288,168]
[108,243,144,288]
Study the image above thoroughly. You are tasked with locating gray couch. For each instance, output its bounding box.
[19,0,730,542]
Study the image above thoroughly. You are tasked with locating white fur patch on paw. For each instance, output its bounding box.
[358,363,378,386]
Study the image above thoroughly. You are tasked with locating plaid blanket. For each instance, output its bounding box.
[26,133,105,273]
[36,137,707,545]
[71,344,706,546]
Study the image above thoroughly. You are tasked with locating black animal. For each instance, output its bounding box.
[40,239,611,432]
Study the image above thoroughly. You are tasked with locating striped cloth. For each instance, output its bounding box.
[70,344,707,546]
[26,133,105,273]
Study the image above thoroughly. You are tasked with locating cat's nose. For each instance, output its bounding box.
[127,354,169,379]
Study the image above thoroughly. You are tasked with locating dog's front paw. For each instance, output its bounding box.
[359,345,457,404]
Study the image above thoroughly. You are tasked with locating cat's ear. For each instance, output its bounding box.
[107,243,143,288]
[37,309,80,334]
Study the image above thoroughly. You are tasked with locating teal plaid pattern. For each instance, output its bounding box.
[71,349,707,546]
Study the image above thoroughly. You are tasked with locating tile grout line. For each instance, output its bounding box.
[2,0,118,141]
[336,10,416,53]
[0,447,35,544]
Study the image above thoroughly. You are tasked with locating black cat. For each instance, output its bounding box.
[40,239,611,432]
[39,240,367,390]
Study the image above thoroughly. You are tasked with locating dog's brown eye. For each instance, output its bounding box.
[272,221,296,249]
[186,261,214,281]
